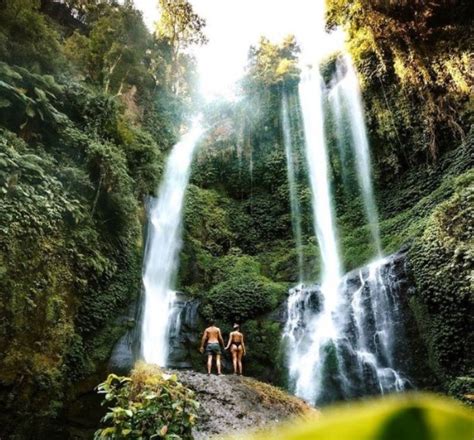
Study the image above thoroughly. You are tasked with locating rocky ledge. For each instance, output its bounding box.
[172,370,317,439]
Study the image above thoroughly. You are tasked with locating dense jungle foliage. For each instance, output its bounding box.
[0,0,205,437]
[0,0,472,438]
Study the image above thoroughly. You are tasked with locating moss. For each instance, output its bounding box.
[333,135,474,273]
[408,169,473,390]
[242,319,287,385]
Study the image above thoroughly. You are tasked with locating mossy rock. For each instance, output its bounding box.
[408,169,473,389]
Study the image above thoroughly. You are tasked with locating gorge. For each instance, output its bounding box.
[0,0,472,438]
[138,6,409,407]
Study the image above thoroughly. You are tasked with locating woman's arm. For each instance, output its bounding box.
[225,332,232,350]
[242,334,246,356]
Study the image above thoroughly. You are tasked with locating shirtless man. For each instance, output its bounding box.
[199,321,225,375]
[225,323,246,375]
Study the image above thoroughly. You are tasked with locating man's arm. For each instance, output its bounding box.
[199,329,208,353]
[218,329,225,347]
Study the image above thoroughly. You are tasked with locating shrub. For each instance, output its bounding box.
[95,363,199,440]
[205,255,286,322]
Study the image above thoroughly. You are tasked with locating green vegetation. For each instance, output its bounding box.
[95,363,198,440]
[0,0,205,437]
[326,0,472,168]
[0,0,472,436]
[206,255,286,322]
[409,170,473,394]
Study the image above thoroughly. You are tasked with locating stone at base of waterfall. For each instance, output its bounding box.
[171,370,317,439]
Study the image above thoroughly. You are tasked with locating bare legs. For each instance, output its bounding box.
[207,354,222,375]
[231,345,244,375]
[237,347,243,375]
[207,355,212,374]
[231,346,238,373]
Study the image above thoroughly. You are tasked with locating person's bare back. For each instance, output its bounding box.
[205,326,221,344]
[199,321,224,375]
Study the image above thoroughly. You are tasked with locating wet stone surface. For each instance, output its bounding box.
[171,370,314,439]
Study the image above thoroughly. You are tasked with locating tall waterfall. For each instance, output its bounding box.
[141,122,203,366]
[283,70,344,403]
[282,48,406,405]
[299,71,342,285]
[332,55,382,255]
[281,90,304,281]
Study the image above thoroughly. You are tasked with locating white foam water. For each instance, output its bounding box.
[141,122,203,366]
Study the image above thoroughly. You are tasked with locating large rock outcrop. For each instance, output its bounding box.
[173,370,317,439]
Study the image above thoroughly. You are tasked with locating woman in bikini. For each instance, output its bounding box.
[225,323,246,375]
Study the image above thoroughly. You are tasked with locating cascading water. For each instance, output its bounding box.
[281,90,304,281]
[332,55,382,255]
[283,69,344,404]
[282,34,407,404]
[141,122,203,366]
[328,76,351,189]
[342,256,409,396]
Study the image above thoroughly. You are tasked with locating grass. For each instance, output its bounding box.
[242,377,318,419]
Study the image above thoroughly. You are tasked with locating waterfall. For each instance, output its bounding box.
[283,69,344,404]
[299,71,342,285]
[284,256,409,404]
[281,90,304,281]
[344,256,409,396]
[141,122,203,366]
[329,79,351,189]
[282,39,406,403]
[332,55,382,256]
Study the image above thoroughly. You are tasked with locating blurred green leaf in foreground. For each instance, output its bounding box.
[230,393,473,440]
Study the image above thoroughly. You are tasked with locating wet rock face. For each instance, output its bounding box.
[108,293,203,372]
[172,370,315,440]
[167,293,203,369]
[282,249,435,404]
[109,249,432,396]
[108,301,140,374]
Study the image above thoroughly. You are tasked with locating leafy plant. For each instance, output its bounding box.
[95,363,199,440]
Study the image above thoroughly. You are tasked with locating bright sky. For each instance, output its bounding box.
[134,0,345,99]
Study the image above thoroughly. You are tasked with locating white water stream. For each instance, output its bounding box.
[281,90,304,281]
[332,55,382,255]
[283,69,344,403]
[283,28,405,403]
[141,122,203,366]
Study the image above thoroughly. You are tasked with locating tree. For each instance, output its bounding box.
[0,0,64,73]
[244,35,300,91]
[156,0,208,93]
[64,3,150,95]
